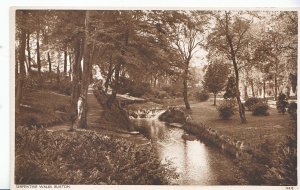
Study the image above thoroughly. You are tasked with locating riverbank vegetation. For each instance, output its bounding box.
[15,126,178,184]
[185,98,297,185]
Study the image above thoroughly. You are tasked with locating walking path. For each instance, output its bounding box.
[48,86,148,144]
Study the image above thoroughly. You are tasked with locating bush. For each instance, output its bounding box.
[155,90,169,99]
[263,136,297,185]
[194,90,209,102]
[276,93,289,114]
[128,84,150,97]
[217,100,236,119]
[15,126,178,185]
[244,97,263,111]
[118,77,151,97]
[287,102,297,121]
[161,85,180,97]
[252,102,269,116]
[223,76,236,99]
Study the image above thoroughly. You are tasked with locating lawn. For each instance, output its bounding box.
[189,98,296,150]
[16,88,72,127]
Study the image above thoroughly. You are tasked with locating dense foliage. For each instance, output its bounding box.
[263,136,297,185]
[118,77,152,97]
[202,62,229,105]
[15,126,178,185]
[217,100,236,119]
[287,101,297,121]
[223,76,236,100]
[252,102,269,116]
[24,71,72,95]
[244,97,263,111]
[194,90,209,102]
[276,93,289,114]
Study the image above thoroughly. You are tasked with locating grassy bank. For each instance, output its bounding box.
[184,98,297,185]
[16,88,72,128]
[189,99,295,152]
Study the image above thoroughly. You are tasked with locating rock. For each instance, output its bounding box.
[158,107,186,124]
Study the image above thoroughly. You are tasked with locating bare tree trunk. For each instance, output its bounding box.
[15,61,19,77]
[213,93,217,106]
[56,63,60,85]
[274,75,278,101]
[78,40,84,81]
[68,48,73,80]
[250,80,255,97]
[64,50,67,74]
[78,10,92,128]
[47,51,52,73]
[70,38,82,131]
[183,64,191,110]
[26,32,31,73]
[104,54,114,93]
[106,24,130,108]
[274,60,279,100]
[234,66,246,123]
[224,13,246,124]
[263,80,266,99]
[107,60,121,108]
[16,11,27,114]
[36,30,41,75]
[244,84,248,100]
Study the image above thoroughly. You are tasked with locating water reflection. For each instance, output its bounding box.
[133,118,244,185]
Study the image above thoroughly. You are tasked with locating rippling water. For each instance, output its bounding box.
[132,118,246,185]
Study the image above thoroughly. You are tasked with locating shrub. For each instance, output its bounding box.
[276,93,289,114]
[194,90,209,102]
[263,136,297,185]
[252,102,269,116]
[223,76,236,99]
[161,85,179,97]
[118,77,151,97]
[287,102,297,121]
[244,97,262,111]
[128,84,150,97]
[15,126,178,185]
[156,90,169,99]
[217,100,236,119]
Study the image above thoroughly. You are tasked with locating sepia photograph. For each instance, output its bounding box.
[13,8,297,187]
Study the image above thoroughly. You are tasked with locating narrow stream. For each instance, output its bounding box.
[131,113,246,185]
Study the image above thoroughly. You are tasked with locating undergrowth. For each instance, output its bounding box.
[15,126,178,185]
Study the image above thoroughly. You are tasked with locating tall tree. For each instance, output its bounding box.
[78,10,93,128]
[206,11,252,123]
[64,50,68,74]
[15,10,27,113]
[203,62,230,105]
[169,11,209,110]
[26,32,32,73]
